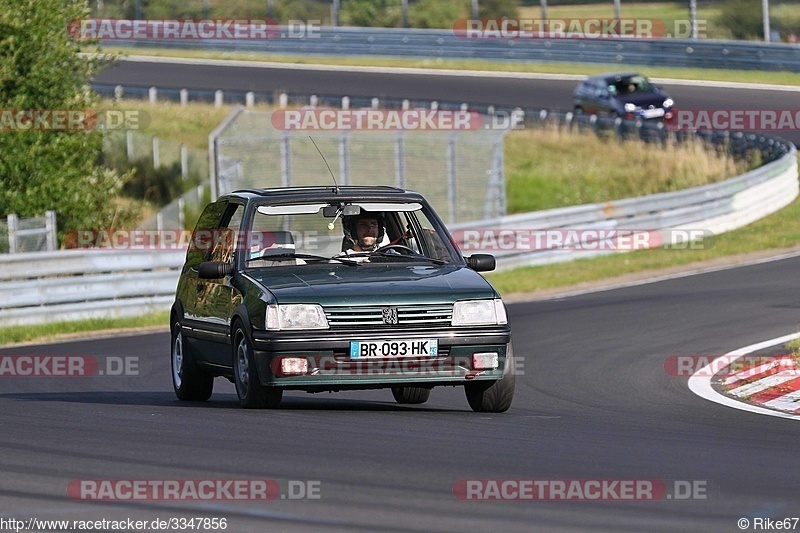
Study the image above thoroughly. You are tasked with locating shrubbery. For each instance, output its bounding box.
[0,0,136,242]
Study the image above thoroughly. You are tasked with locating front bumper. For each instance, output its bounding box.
[252,327,511,390]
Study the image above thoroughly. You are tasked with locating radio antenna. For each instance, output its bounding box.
[309,136,339,194]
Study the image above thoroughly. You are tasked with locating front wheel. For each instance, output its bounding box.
[464,344,516,413]
[171,322,213,401]
[232,323,282,409]
[391,386,431,404]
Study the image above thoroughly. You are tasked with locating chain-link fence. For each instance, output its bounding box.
[211,108,512,224]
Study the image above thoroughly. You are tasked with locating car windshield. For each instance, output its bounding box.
[243,200,461,268]
[611,75,656,95]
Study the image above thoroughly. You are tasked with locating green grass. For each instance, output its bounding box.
[486,181,800,296]
[519,1,727,39]
[0,311,169,346]
[98,46,800,87]
[505,127,747,211]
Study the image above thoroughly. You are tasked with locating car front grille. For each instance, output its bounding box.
[324,304,453,328]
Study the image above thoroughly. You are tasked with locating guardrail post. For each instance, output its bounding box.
[152,136,160,169]
[310,95,318,108]
[339,131,351,186]
[126,130,134,160]
[371,98,379,110]
[180,88,189,106]
[280,133,292,188]
[245,91,255,108]
[148,86,157,104]
[214,90,224,108]
[447,134,457,224]
[395,132,405,189]
[45,211,57,251]
[178,198,185,229]
[279,93,288,109]
[402,99,410,111]
[342,96,350,110]
[114,85,124,102]
[7,214,18,254]
[486,139,506,219]
[180,143,188,180]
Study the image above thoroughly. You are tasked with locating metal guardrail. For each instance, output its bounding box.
[0,249,184,327]
[106,27,800,72]
[451,141,798,270]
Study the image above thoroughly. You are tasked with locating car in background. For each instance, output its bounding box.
[170,186,515,412]
[573,72,675,121]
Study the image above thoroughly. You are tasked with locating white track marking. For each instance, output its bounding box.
[688,332,800,420]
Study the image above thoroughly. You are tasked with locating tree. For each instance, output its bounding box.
[0,0,135,241]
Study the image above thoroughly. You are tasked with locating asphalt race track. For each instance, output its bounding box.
[2,59,798,531]
[94,58,800,146]
[3,255,800,531]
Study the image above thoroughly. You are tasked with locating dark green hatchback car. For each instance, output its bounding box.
[171,186,514,412]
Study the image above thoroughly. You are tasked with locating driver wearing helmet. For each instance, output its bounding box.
[342,211,386,253]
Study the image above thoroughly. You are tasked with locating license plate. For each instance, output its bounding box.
[349,339,438,358]
[642,108,665,119]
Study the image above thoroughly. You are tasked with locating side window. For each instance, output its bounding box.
[211,203,245,264]
[185,201,227,269]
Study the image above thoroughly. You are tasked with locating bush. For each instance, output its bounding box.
[715,0,764,40]
[0,0,137,242]
[408,0,468,29]
[340,0,401,28]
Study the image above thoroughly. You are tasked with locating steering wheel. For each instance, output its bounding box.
[376,244,417,255]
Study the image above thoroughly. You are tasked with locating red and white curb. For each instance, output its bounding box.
[688,332,800,420]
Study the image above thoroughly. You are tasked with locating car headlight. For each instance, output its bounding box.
[266,304,329,330]
[624,103,637,113]
[663,98,674,108]
[452,299,507,326]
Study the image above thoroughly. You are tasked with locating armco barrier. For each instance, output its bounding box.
[103,27,800,72]
[0,249,184,327]
[450,142,798,270]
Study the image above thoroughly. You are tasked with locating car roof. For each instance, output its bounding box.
[585,72,641,83]
[221,185,427,204]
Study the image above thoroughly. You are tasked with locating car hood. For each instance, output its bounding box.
[246,264,498,306]
[619,90,669,108]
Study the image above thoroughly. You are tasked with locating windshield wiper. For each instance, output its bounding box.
[370,251,447,264]
[247,252,357,266]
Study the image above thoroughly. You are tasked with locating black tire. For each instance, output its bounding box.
[391,386,431,404]
[232,323,282,409]
[464,344,516,413]
[171,322,213,401]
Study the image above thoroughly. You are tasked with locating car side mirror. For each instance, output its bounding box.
[467,254,496,272]
[198,261,233,279]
